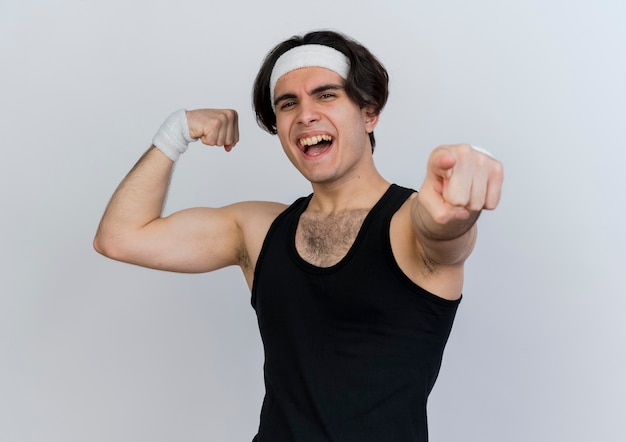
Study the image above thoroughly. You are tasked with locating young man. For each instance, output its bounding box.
[94,30,503,441]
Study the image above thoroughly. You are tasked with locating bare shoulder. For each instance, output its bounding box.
[230,200,287,236]
[228,200,287,286]
[389,194,464,301]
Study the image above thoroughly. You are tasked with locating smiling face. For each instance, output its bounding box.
[273,67,379,186]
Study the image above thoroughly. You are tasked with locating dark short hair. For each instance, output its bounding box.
[252,30,389,151]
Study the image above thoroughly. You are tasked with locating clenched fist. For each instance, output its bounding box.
[186,109,239,152]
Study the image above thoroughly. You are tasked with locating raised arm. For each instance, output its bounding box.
[412,144,504,269]
[93,109,282,281]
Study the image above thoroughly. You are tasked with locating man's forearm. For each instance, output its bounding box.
[94,146,174,254]
[411,195,479,266]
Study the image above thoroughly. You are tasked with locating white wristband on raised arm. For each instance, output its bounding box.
[471,145,495,159]
[152,109,194,162]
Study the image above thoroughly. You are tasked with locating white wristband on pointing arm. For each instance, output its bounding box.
[471,145,495,159]
[152,109,194,162]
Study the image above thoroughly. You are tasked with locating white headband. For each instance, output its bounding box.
[269,44,351,111]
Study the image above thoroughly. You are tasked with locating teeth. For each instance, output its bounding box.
[300,135,332,147]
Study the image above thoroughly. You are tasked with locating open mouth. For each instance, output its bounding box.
[298,134,334,157]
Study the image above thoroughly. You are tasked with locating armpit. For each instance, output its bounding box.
[236,245,252,271]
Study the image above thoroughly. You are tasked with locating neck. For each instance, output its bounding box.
[308,171,390,214]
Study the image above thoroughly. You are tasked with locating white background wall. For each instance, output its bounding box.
[1,0,624,441]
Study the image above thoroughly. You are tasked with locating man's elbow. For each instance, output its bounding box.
[92,234,108,257]
[93,230,129,262]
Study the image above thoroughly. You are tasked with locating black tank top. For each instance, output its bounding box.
[251,184,461,442]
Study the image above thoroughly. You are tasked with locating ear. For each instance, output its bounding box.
[362,107,380,133]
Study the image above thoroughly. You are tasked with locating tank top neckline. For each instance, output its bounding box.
[288,184,401,274]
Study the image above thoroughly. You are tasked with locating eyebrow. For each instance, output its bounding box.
[273,83,345,108]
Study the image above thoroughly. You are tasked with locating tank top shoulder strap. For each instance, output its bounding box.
[384,184,416,212]
[350,184,415,255]
[368,184,415,228]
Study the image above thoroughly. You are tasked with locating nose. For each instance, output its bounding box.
[297,97,320,126]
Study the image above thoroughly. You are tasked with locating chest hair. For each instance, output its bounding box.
[295,209,370,267]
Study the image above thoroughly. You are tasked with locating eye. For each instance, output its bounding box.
[320,93,336,100]
[279,100,297,110]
